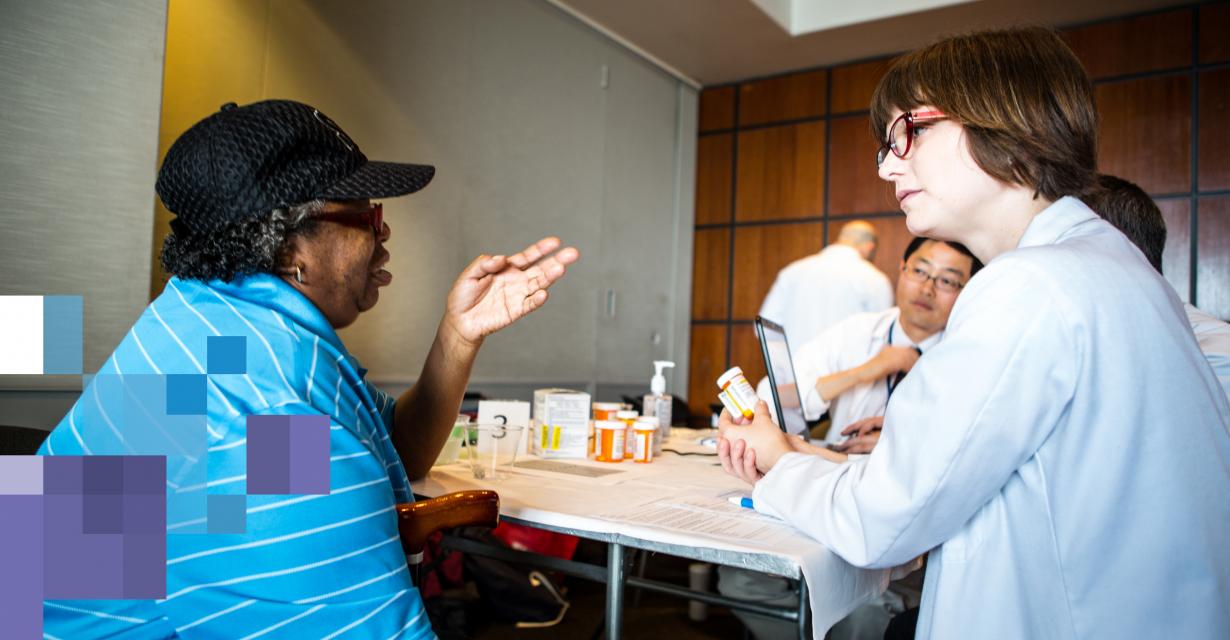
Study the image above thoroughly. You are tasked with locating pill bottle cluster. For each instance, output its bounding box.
[592,404,660,463]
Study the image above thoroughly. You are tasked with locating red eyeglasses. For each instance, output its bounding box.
[876,110,947,168]
[319,202,383,234]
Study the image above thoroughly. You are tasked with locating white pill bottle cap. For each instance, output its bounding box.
[716,366,745,389]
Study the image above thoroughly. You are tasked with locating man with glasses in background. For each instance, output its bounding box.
[723,236,980,640]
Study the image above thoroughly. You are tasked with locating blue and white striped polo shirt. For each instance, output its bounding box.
[39,273,433,640]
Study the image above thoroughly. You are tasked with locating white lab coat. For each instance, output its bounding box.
[792,307,942,440]
[752,197,1230,639]
[759,244,894,347]
[1186,302,1230,403]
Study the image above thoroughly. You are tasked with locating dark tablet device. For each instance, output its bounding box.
[755,316,809,437]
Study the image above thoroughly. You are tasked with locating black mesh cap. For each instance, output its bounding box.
[156,100,434,233]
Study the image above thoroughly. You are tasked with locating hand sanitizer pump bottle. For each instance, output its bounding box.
[643,360,675,455]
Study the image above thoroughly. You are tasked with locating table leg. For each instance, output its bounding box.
[606,541,626,639]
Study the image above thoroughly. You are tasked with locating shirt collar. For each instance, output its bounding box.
[1016,196,1099,250]
[884,307,944,351]
[184,273,353,360]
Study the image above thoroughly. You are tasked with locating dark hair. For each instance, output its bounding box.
[1082,174,1166,274]
[903,236,984,277]
[160,200,324,282]
[871,27,1098,201]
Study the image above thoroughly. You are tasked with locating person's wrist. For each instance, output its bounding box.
[759,438,791,469]
[439,316,483,357]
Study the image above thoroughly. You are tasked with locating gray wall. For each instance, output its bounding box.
[257,0,697,401]
[0,0,167,427]
[0,0,697,427]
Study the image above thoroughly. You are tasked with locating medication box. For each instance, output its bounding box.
[532,388,591,459]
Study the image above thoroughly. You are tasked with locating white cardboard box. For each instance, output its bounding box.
[531,388,591,459]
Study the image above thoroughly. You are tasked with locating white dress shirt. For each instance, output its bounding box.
[751,197,1230,639]
[1185,302,1230,403]
[792,307,942,441]
[759,244,894,347]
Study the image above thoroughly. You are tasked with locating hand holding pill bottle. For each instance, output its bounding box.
[716,366,757,420]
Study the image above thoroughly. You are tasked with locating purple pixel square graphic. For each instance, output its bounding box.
[44,493,126,599]
[83,455,124,494]
[36,456,170,603]
[83,493,124,534]
[0,455,42,494]
[289,415,331,494]
[207,335,247,374]
[247,415,291,494]
[123,456,166,495]
[0,495,43,640]
[122,533,166,599]
[43,455,83,494]
[123,493,166,534]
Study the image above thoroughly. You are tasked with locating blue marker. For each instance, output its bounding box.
[727,496,754,510]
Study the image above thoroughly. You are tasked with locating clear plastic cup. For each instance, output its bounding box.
[432,415,471,466]
[465,423,525,481]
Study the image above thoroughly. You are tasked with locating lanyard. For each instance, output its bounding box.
[885,319,922,399]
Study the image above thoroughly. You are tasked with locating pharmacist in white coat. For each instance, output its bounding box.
[718,27,1230,640]
[759,220,894,346]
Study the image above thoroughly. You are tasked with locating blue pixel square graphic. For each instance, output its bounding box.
[206,494,246,534]
[166,374,207,415]
[207,336,247,374]
[43,295,83,374]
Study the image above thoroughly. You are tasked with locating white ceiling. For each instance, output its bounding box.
[548,0,1191,87]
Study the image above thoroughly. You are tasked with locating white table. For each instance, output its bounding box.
[411,429,887,639]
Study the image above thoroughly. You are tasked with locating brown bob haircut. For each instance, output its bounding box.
[871,27,1098,201]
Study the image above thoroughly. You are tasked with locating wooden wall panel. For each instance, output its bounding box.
[1198,68,1230,192]
[687,324,727,420]
[1097,76,1191,194]
[828,216,911,292]
[830,58,892,114]
[1197,196,1230,320]
[1199,2,1230,64]
[688,5,1230,399]
[731,223,824,319]
[1157,198,1192,302]
[1065,9,1191,79]
[691,229,731,320]
[730,324,766,390]
[696,134,734,224]
[699,86,736,132]
[738,70,827,126]
[828,115,897,215]
[735,122,826,221]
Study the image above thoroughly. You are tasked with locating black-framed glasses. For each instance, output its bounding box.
[901,263,965,293]
[876,110,947,168]
[319,202,383,234]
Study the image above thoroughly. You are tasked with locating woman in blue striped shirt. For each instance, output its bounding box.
[39,99,578,639]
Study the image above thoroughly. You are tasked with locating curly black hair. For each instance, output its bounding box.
[160,200,323,282]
